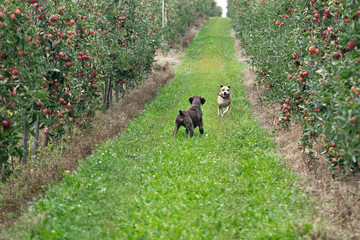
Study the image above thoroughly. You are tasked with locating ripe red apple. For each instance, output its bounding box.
[334,52,340,59]
[308,46,316,53]
[29,0,39,3]
[66,62,72,68]
[70,19,75,25]
[43,129,49,135]
[15,9,21,15]
[324,9,330,15]
[2,120,9,128]
[348,40,356,50]
[36,101,43,107]
[12,69,19,76]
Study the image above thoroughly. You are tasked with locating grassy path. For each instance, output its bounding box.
[5,18,318,239]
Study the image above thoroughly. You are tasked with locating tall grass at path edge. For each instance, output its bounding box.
[4,18,321,239]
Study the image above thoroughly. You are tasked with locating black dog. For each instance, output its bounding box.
[174,96,206,138]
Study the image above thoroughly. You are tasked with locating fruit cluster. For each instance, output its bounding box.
[228,0,359,176]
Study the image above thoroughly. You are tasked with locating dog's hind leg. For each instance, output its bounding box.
[185,122,194,138]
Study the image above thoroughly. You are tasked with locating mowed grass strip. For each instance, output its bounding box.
[5,18,317,239]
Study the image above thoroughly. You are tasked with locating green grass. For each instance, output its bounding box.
[4,18,317,239]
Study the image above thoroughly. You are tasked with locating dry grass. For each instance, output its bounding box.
[0,18,206,233]
[177,16,209,50]
[232,30,360,238]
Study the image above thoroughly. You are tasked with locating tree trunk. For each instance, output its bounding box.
[21,113,29,164]
[42,133,49,148]
[109,78,113,106]
[103,78,108,108]
[32,114,40,158]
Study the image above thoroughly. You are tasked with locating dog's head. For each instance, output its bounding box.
[189,96,206,105]
[219,85,231,98]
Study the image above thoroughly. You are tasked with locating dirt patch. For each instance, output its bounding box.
[0,19,207,234]
[232,30,360,238]
[177,16,209,50]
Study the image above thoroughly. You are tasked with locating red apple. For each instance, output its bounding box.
[12,69,19,76]
[43,129,49,135]
[348,40,356,49]
[2,120,9,128]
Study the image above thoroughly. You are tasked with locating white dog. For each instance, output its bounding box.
[217,85,231,117]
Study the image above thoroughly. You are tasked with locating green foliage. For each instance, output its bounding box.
[0,0,220,182]
[3,18,318,239]
[228,0,360,176]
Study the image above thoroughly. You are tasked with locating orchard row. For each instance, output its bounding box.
[228,0,359,176]
[0,0,221,182]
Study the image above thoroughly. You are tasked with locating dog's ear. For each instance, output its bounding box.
[179,110,183,116]
[188,96,194,104]
[220,85,223,88]
[200,97,206,105]
[228,86,231,89]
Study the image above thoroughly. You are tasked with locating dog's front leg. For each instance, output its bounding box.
[199,118,204,135]
[173,122,181,138]
[222,106,230,116]
[218,106,222,117]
